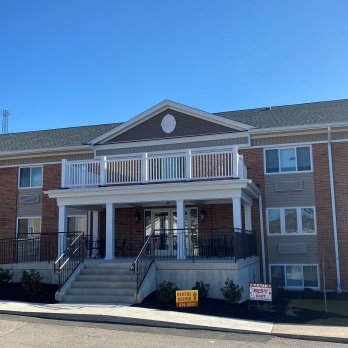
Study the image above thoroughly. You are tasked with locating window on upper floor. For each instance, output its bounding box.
[19,167,43,188]
[17,217,41,238]
[265,146,311,174]
[267,207,316,235]
[270,264,319,289]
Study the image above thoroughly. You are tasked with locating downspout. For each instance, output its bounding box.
[258,195,267,283]
[327,126,341,292]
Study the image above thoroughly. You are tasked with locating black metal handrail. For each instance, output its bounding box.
[54,232,87,290]
[130,227,258,291]
[130,229,156,291]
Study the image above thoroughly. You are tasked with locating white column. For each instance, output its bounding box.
[185,149,192,180]
[58,205,67,256]
[244,204,252,231]
[105,203,115,260]
[232,197,242,230]
[92,211,100,257]
[176,199,186,260]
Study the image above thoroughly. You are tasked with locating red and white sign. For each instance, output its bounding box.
[249,283,272,302]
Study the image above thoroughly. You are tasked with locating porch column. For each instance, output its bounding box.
[105,203,115,260]
[232,197,242,230]
[92,211,100,257]
[58,205,67,256]
[244,204,252,231]
[176,199,186,260]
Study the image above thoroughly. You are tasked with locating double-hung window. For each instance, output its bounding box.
[270,264,319,289]
[19,167,43,188]
[17,217,41,238]
[265,146,311,174]
[267,207,316,235]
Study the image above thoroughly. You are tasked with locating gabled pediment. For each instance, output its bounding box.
[90,100,253,145]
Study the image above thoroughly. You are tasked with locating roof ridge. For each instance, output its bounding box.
[214,98,348,115]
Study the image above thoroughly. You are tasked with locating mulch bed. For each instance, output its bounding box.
[133,291,348,324]
[0,283,58,303]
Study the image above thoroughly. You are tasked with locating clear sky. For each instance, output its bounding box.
[0,0,347,133]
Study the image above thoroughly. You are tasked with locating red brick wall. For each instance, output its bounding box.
[312,143,337,290]
[0,167,18,239]
[240,148,268,281]
[331,142,348,290]
[115,207,144,257]
[42,164,61,233]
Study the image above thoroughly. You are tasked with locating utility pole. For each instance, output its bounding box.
[2,109,10,134]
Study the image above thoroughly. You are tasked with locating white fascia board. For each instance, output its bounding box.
[0,146,92,159]
[93,131,250,152]
[249,121,348,135]
[45,179,257,206]
[89,100,254,145]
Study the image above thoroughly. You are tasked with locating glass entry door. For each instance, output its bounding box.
[144,208,198,257]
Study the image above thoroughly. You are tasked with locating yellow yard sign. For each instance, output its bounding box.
[176,290,199,308]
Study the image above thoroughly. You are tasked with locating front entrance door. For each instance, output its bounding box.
[144,208,198,257]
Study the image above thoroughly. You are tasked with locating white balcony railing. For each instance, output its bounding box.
[61,148,247,188]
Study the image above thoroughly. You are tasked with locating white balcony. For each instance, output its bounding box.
[61,148,247,189]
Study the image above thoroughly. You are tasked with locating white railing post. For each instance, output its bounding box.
[185,149,192,180]
[61,159,67,188]
[239,154,244,179]
[142,153,148,183]
[100,156,107,186]
[232,147,239,178]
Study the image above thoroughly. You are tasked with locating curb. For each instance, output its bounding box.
[1,309,347,344]
[0,309,271,336]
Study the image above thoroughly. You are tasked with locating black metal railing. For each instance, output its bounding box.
[130,228,257,291]
[0,231,107,267]
[130,229,156,291]
[54,232,88,290]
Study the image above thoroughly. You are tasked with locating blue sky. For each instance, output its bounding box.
[0,0,347,133]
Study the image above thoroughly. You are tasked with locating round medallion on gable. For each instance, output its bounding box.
[161,114,176,134]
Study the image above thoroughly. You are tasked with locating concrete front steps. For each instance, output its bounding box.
[59,259,137,304]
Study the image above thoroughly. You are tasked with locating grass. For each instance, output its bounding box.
[289,294,348,326]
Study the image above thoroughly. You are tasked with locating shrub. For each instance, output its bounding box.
[220,278,243,304]
[157,281,179,303]
[0,268,13,286]
[21,270,43,298]
[192,281,210,302]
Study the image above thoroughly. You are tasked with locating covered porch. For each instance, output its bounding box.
[47,178,261,262]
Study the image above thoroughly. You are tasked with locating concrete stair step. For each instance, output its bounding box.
[84,262,133,269]
[80,268,133,276]
[67,287,135,296]
[61,294,134,304]
[71,281,136,288]
[76,274,136,282]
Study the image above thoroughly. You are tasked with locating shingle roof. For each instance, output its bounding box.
[1,99,347,154]
[0,123,121,153]
[215,99,348,129]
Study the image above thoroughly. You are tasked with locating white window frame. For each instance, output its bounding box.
[269,264,320,290]
[16,216,42,238]
[18,166,43,189]
[264,145,313,175]
[266,206,317,235]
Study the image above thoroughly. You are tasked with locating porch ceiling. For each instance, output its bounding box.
[46,179,260,207]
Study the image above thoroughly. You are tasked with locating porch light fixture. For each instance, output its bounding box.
[200,209,206,221]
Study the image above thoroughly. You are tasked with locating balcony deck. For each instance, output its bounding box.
[61,148,247,189]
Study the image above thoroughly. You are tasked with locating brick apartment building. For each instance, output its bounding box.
[0,99,347,303]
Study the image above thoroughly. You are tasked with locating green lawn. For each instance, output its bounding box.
[289,295,348,326]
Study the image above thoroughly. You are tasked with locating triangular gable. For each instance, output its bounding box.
[89,100,253,145]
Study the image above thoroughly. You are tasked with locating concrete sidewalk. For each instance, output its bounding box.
[0,301,347,343]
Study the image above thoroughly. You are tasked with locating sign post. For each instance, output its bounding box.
[176,290,199,308]
[249,283,272,310]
